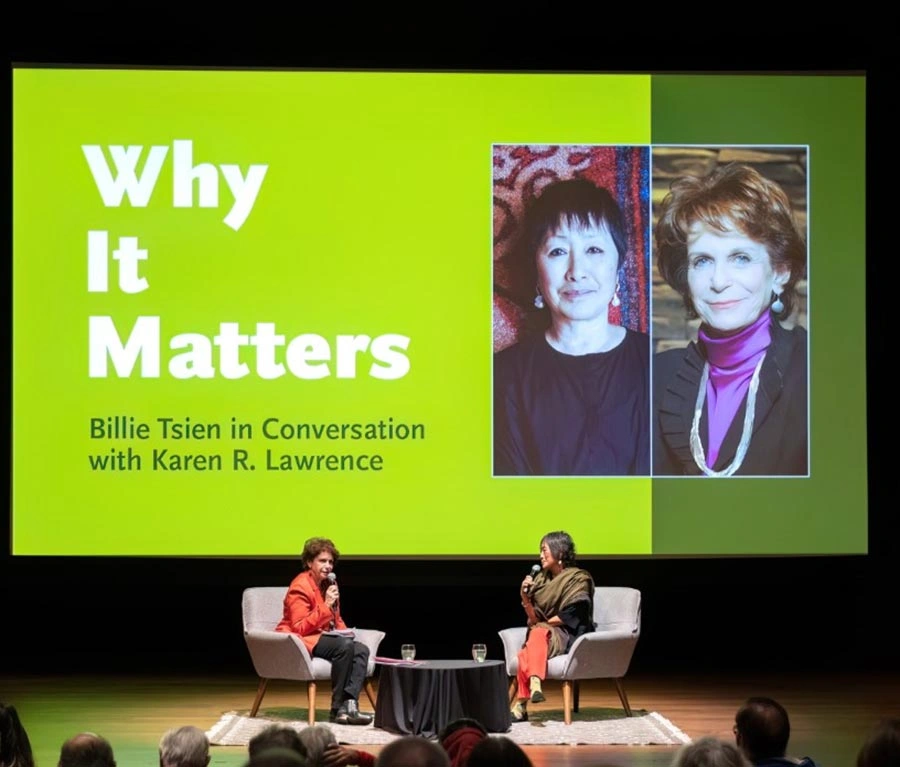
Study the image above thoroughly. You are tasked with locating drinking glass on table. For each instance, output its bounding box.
[401,644,416,661]
[472,643,487,662]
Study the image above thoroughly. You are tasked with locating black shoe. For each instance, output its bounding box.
[511,701,528,722]
[344,699,373,725]
[329,704,349,724]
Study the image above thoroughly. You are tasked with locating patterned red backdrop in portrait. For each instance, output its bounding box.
[493,145,649,352]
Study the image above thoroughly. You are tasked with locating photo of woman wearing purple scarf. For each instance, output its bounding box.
[652,157,808,477]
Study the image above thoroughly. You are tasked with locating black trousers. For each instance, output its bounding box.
[312,635,370,712]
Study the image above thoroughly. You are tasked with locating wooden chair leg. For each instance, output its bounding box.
[250,678,268,718]
[573,680,581,713]
[508,678,517,704]
[307,681,317,725]
[364,679,378,709]
[614,678,633,717]
[562,680,573,725]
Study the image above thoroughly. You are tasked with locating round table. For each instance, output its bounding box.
[373,659,511,737]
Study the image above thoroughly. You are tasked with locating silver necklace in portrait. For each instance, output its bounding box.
[689,354,766,477]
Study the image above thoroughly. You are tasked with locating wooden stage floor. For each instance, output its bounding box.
[4,671,898,767]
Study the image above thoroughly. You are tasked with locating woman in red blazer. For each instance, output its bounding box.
[276,537,372,725]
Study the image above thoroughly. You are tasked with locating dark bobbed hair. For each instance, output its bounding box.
[0,704,35,767]
[513,178,628,315]
[300,537,339,569]
[540,531,576,568]
[735,696,790,761]
[466,736,533,767]
[655,163,806,322]
[857,718,900,767]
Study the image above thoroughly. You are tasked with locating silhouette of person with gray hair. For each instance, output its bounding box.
[672,736,751,767]
[297,727,335,766]
[296,725,374,767]
[159,726,209,767]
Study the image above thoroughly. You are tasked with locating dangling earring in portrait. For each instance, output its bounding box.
[534,292,545,309]
[771,289,784,314]
[611,280,622,307]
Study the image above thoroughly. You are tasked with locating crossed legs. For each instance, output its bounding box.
[312,635,371,724]
[512,627,550,719]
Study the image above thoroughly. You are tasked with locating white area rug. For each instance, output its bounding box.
[206,710,691,747]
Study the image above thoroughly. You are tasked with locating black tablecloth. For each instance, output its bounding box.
[373,659,511,737]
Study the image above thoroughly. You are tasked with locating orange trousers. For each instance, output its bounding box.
[516,626,550,699]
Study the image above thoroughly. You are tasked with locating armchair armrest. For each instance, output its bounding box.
[498,627,527,677]
[352,628,386,675]
[553,628,639,680]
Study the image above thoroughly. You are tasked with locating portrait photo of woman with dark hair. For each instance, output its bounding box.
[492,145,651,477]
[652,148,809,477]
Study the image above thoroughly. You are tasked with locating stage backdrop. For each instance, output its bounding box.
[11,70,865,556]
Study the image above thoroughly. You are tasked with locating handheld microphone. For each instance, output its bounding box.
[523,564,540,594]
[326,572,339,626]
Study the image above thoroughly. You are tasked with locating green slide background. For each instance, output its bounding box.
[650,75,867,554]
[12,70,652,556]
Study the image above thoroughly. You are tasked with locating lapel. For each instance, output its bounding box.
[657,341,705,475]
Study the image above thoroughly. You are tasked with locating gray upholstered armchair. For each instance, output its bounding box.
[242,586,385,725]
[498,586,641,724]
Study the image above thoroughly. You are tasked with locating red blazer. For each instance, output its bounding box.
[275,570,347,653]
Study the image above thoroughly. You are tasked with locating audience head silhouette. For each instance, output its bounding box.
[857,718,900,767]
[734,697,791,762]
[58,733,116,767]
[673,736,752,767]
[1,703,35,767]
[248,725,303,759]
[159,726,210,767]
[438,718,487,767]
[375,736,450,767]
[296,726,336,767]
[465,737,533,767]
[244,747,307,767]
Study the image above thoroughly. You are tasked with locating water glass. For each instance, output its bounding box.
[472,643,487,662]
[401,644,416,661]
